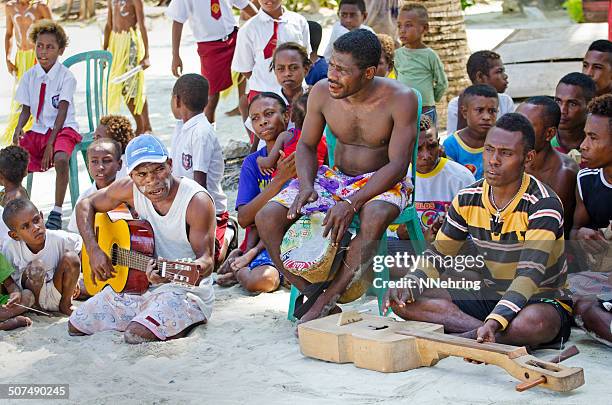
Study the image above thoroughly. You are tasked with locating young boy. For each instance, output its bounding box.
[583,39,612,97]
[67,139,123,233]
[167,0,256,125]
[570,94,612,346]
[0,253,35,331]
[104,0,152,135]
[323,0,374,61]
[0,145,29,206]
[443,84,498,179]
[447,50,513,134]
[553,72,596,161]
[12,20,81,230]
[516,96,579,236]
[93,114,135,179]
[3,0,52,146]
[376,33,396,78]
[232,0,311,99]
[305,20,328,86]
[170,74,230,266]
[394,3,447,124]
[2,199,81,315]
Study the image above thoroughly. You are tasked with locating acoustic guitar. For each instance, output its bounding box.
[82,211,201,295]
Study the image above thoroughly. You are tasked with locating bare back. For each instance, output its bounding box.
[316,78,417,176]
[6,1,51,50]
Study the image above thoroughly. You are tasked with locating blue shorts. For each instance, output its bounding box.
[248,249,284,284]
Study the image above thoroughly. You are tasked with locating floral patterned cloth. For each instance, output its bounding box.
[69,286,206,340]
[270,165,412,214]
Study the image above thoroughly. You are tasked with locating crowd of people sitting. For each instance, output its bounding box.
[0,0,610,351]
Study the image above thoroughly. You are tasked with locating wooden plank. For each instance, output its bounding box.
[494,24,608,64]
[505,61,582,99]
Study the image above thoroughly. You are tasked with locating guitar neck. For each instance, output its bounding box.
[113,246,154,272]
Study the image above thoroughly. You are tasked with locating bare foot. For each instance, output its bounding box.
[225,106,241,117]
[216,272,238,287]
[0,316,32,331]
[218,250,243,275]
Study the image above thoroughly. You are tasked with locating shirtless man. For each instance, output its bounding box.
[517,96,579,236]
[256,29,418,323]
[104,0,152,135]
[68,135,216,343]
[3,0,52,145]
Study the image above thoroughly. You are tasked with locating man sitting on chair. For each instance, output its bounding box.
[256,29,418,323]
[384,114,573,348]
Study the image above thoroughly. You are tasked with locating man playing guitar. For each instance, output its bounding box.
[68,135,217,344]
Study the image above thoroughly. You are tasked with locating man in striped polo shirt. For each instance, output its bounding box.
[384,113,572,348]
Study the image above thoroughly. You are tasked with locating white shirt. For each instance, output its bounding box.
[15,62,79,134]
[323,22,375,61]
[446,93,514,134]
[0,207,10,251]
[232,8,311,93]
[3,230,82,286]
[171,115,227,214]
[67,183,99,233]
[165,0,249,42]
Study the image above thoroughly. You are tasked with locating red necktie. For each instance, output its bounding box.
[36,82,46,122]
[211,0,221,20]
[263,21,279,60]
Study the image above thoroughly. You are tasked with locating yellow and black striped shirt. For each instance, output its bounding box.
[413,173,570,330]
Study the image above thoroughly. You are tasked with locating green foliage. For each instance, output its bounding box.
[285,0,339,12]
[563,0,585,23]
[461,0,475,10]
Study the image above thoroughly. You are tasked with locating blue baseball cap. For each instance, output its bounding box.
[125,134,169,173]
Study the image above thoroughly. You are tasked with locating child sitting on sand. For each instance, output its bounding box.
[93,114,135,179]
[67,139,123,233]
[0,145,29,206]
[2,199,81,315]
[0,253,35,331]
[256,93,327,175]
[443,84,498,179]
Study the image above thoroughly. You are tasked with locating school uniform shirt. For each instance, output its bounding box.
[323,22,375,61]
[165,0,250,42]
[232,8,311,93]
[443,132,484,180]
[236,147,272,210]
[67,183,99,233]
[0,207,11,251]
[413,174,570,331]
[15,62,79,134]
[446,93,514,135]
[170,114,227,214]
[577,168,612,229]
[413,157,475,231]
[3,229,82,286]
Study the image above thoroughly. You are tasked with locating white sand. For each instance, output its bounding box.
[1,286,611,404]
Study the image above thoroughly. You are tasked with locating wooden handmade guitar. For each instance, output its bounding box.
[82,211,201,295]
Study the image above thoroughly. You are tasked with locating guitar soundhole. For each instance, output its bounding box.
[110,244,119,266]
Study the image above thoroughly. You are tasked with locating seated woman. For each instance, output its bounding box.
[217,93,296,293]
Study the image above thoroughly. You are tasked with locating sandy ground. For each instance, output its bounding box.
[0,2,611,404]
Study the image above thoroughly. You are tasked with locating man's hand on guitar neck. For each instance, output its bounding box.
[89,247,116,284]
[146,259,171,285]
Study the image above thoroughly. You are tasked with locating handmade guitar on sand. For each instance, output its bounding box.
[298,313,585,392]
[81,211,201,295]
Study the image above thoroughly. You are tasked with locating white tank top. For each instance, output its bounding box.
[132,177,215,319]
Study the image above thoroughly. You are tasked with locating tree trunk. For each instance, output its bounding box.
[421,0,471,130]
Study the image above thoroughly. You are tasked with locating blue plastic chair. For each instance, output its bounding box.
[26,50,112,208]
[287,90,425,321]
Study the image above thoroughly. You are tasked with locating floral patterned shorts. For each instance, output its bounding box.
[270,165,412,214]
